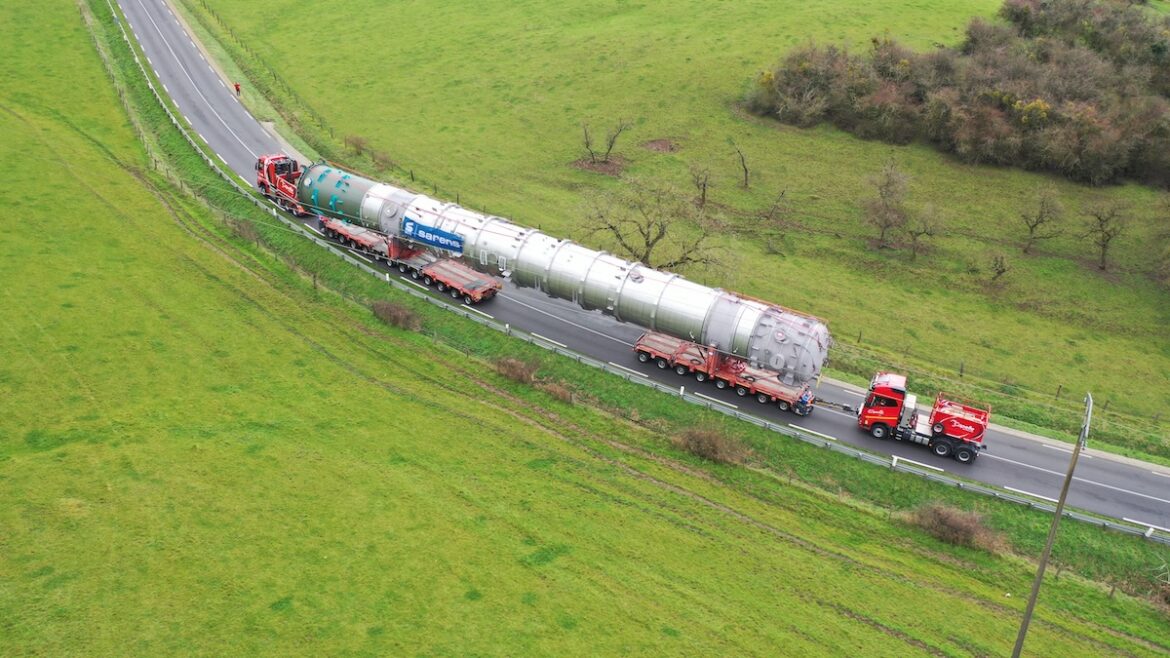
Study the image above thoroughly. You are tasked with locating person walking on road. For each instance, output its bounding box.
[233,82,241,97]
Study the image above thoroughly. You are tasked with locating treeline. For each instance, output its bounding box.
[747,0,1170,186]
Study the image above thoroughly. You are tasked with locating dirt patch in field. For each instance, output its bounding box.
[572,157,626,176]
[641,138,678,153]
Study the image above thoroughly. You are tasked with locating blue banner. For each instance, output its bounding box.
[401,217,463,254]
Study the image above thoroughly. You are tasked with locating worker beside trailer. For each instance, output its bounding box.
[856,372,990,463]
[634,332,815,415]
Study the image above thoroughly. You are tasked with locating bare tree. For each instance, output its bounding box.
[602,120,632,163]
[731,140,750,188]
[1020,186,1064,254]
[581,123,598,163]
[345,134,369,156]
[989,252,1011,283]
[583,180,719,270]
[689,163,712,208]
[863,159,910,248]
[906,203,943,261]
[1082,201,1128,270]
[760,190,792,256]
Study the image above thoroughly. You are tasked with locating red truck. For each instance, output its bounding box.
[318,217,501,304]
[857,372,990,463]
[255,154,307,216]
[634,332,815,415]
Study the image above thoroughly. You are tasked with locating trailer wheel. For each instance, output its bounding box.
[637,352,650,363]
[655,358,669,369]
[397,263,408,273]
[869,423,889,439]
[463,294,473,305]
[422,275,434,286]
[778,399,792,413]
[931,440,954,458]
[695,371,708,383]
[436,283,448,292]
[756,393,770,404]
[714,379,728,390]
[953,446,975,464]
[411,269,421,280]
[450,288,461,300]
[674,365,688,376]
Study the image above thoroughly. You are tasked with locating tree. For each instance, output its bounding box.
[989,252,1011,284]
[602,120,632,163]
[583,180,719,270]
[759,190,793,256]
[1082,201,1128,270]
[863,159,910,248]
[689,163,712,209]
[581,123,598,163]
[905,204,943,261]
[730,140,750,188]
[1020,186,1064,254]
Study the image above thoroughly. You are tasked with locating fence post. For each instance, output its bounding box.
[1055,384,1062,400]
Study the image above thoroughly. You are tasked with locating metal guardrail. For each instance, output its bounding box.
[104,0,1169,547]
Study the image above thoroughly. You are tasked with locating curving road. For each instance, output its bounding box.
[115,0,1170,533]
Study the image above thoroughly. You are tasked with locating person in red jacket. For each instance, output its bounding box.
[233,82,241,97]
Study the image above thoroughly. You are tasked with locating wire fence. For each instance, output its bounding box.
[105,0,1169,547]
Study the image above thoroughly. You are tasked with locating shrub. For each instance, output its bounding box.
[911,504,1007,554]
[495,357,538,384]
[671,428,749,465]
[371,300,421,331]
[536,381,574,404]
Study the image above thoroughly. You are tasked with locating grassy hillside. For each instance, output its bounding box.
[182,0,1170,454]
[1,1,1167,655]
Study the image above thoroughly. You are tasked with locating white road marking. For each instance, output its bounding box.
[1005,486,1058,503]
[893,456,944,473]
[1123,518,1170,533]
[218,79,224,87]
[163,83,169,93]
[789,424,836,441]
[1152,471,1170,478]
[607,362,648,378]
[404,279,430,292]
[816,406,857,420]
[304,224,324,236]
[238,175,250,185]
[217,154,227,164]
[462,304,494,319]
[695,392,736,409]
[531,333,567,348]
[984,453,1170,505]
[499,293,631,347]
[1043,443,1090,458]
[133,0,257,157]
[198,132,208,143]
[349,251,374,264]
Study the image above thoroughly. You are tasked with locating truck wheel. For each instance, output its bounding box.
[931,440,953,458]
[674,365,688,376]
[778,400,792,412]
[757,393,770,404]
[463,294,473,305]
[655,358,669,369]
[953,447,975,464]
[870,423,889,440]
[436,283,448,292]
[695,371,708,383]
[637,352,650,363]
[422,275,434,286]
[714,379,728,390]
[932,423,945,436]
[397,263,408,273]
[411,270,421,280]
[735,386,748,397]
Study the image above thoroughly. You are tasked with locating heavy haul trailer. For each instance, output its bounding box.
[634,332,815,415]
[857,372,990,463]
[318,217,501,304]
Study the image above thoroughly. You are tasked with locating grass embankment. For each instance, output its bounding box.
[182,0,1170,460]
[1,0,1166,654]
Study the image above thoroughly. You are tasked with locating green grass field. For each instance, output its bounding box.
[1,1,1169,654]
[182,0,1170,455]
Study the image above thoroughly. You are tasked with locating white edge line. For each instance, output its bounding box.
[789,424,837,441]
[607,362,648,378]
[694,392,737,409]
[462,304,494,319]
[404,279,430,292]
[1152,471,1170,478]
[531,333,567,349]
[896,456,944,473]
[198,133,208,143]
[305,224,324,236]
[218,79,225,87]
[238,175,250,185]
[216,154,227,165]
[1123,518,1170,533]
[163,83,169,93]
[349,251,374,264]
[1042,443,1089,458]
[1005,486,1058,503]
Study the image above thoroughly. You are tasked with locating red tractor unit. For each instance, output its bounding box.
[255,154,307,216]
[857,372,990,463]
[634,332,815,415]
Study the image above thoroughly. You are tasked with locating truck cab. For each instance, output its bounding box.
[255,154,306,216]
[858,371,989,464]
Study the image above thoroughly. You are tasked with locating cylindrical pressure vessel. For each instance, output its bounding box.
[295,162,830,383]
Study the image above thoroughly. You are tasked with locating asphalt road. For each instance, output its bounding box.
[117,0,1170,532]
